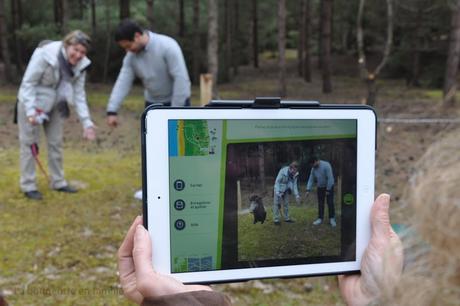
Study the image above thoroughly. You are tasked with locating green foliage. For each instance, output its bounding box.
[15,23,61,55]
[383,49,447,88]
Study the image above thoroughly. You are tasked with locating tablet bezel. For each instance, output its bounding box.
[142,105,376,284]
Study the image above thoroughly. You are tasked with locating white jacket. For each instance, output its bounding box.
[274,166,300,197]
[18,41,94,128]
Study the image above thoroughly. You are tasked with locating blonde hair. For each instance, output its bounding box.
[62,30,91,50]
[289,161,299,169]
[382,129,460,305]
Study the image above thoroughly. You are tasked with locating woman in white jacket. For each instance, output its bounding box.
[17,30,96,200]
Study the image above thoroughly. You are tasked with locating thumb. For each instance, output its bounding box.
[370,193,392,241]
[133,225,157,294]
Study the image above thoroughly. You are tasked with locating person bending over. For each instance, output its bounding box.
[106,19,191,128]
[17,30,96,200]
[273,161,301,225]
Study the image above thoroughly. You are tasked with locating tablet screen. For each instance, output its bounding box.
[167,119,357,273]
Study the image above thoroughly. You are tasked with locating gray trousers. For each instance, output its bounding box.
[273,191,291,222]
[18,103,67,192]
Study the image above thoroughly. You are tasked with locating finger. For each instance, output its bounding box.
[133,224,157,295]
[118,215,143,299]
[370,193,391,241]
[118,216,143,260]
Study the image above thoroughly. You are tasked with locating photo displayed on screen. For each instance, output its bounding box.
[168,119,357,273]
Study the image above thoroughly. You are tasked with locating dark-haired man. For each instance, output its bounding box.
[106,19,191,128]
[306,156,336,227]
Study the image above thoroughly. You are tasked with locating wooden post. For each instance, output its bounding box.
[237,180,242,211]
[337,175,342,207]
[200,73,213,106]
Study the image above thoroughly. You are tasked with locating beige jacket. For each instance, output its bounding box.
[18,41,94,128]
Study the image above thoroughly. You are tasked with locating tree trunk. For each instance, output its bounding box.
[366,76,378,106]
[120,0,130,20]
[11,0,24,73]
[207,0,219,98]
[146,0,154,29]
[443,0,460,107]
[61,0,69,34]
[357,0,393,106]
[298,0,305,77]
[278,0,287,97]
[192,0,200,84]
[233,0,239,75]
[321,0,333,93]
[103,0,112,83]
[54,0,63,28]
[91,0,97,33]
[53,0,69,34]
[258,144,265,191]
[251,0,259,68]
[78,0,84,19]
[15,0,23,25]
[178,0,185,37]
[408,7,422,87]
[304,0,312,82]
[318,0,323,69]
[224,0,232,81]
[0,0,12,82]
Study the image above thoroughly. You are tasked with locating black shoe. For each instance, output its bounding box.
[24,190,43,200]
[274,221,281,226]
[56,185,78,193]
[285,219,295,223]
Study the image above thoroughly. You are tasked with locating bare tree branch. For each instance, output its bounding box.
[356,0,366,76]
[375,0,393,76]
[356,0,394,77]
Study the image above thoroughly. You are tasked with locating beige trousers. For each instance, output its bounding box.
[18,103,67,192]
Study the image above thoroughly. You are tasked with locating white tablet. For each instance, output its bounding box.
[141,101,376,284]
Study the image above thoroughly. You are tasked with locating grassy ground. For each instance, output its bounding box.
[0,148,142,305]
[238,204,341,261]
[1,55,459,305]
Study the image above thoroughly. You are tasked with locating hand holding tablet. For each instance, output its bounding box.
[118,194,402,305]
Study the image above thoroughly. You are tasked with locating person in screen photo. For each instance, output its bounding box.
[306,156,336,227]
[273,161,301,225]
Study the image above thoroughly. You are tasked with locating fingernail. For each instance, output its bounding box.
[136,224,146,235]
[380,193,390,208]
[134,215,143,224]
[134,225,144,242]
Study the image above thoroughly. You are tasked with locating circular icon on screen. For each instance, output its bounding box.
[343,193,355,205]
[174,219,186,230]
[174,179,185,191]
[174,199,186,211]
